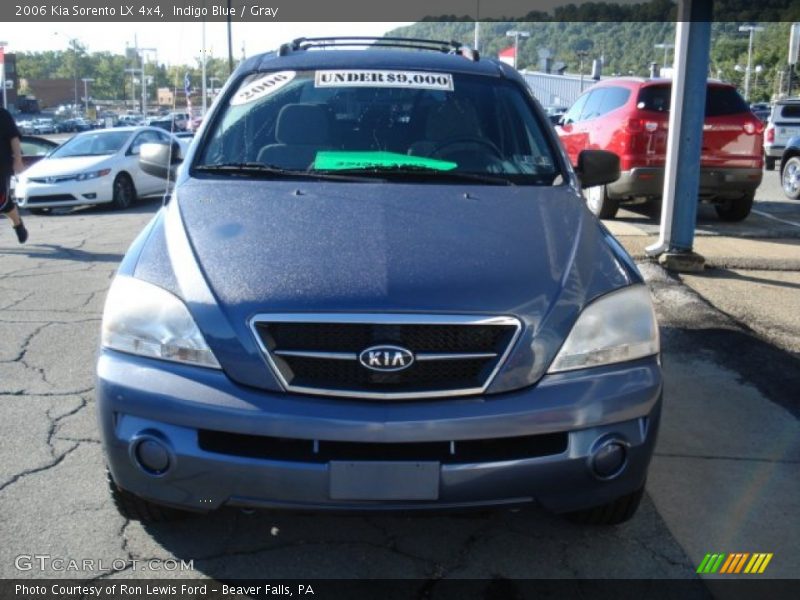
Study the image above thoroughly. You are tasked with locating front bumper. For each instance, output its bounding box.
[607,167,762,200]
[97,350,662,513]
[15,177,114,209]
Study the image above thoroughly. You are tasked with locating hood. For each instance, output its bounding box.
[141,179,635,392]
[22,155,112,179]
[178,180,597,313]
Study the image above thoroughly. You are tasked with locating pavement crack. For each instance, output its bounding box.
[0,443,80,494]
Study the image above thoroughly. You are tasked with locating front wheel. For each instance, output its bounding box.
[112,174,136,210]
[782,156,800,200]
[584,184,619,219]
[715,193,754,222]
[563,483,645,525]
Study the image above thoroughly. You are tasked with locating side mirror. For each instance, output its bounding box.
[139,142,182,180]
[575,149,620,189]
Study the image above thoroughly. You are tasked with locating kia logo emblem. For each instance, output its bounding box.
[358,345,415,372]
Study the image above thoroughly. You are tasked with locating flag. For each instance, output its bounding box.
[184,72,192,96]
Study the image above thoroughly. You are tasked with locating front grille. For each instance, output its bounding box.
[26,194,76,204]
[251,314,521,400]
[198,430,568,464]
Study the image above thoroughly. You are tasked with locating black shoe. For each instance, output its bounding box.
[14,221,28,244]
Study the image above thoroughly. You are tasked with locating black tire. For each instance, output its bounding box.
[29,208,51,216]
[107,470,189,522]
[112,173,136,210]
[782,156,800,200]
[714,192,754,222]
[584,184,620,219]
[764,156,776,171]
[564,483,645,526]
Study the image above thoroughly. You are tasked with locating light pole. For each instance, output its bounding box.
[505,30,530,70]
[739,25,764,101]
[753,64,763,99]
[576,50,589,91]
[124,68,141,113]
[654,42,674,72]
[0,41,7,110]
[140,48,156,118]
[81,78,94,114]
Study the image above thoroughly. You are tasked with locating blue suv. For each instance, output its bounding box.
[97,38,661,525]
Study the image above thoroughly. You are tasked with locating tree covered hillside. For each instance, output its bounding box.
[387,21,796,102]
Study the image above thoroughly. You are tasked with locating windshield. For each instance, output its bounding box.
[197,69,561,185]
[50,131,131,158]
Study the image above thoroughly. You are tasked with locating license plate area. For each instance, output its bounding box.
[329,461,440,500]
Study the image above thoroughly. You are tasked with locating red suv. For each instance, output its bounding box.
[556,78,763,221]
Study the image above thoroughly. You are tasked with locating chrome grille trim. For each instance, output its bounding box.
[273,350,498,362]
[273,350,358,360]
[249,313,523,400]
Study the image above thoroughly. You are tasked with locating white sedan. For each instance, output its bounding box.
[15,127,187,213]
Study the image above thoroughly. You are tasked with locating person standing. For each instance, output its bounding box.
[0,106,28,244]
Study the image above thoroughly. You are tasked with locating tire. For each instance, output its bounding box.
[764,156,776,171]
[112,173,136,210]
[584,184,619,219]
[782,156,800,200]
[107,470,189,522]
[564,483,645,526]
[714,192,754,222]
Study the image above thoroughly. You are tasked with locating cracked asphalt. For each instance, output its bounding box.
[1,194,798,585]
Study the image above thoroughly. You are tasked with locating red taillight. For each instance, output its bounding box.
[743,118,764,135]
[625,118,643,133]
[766,126,775,143]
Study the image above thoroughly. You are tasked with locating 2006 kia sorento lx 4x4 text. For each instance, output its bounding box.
[97,38,662,525]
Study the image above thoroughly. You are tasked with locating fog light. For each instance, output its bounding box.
[590,440,627,479]
[82,193,97,199]
[134,439,170,475]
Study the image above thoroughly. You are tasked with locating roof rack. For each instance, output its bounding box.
[278,37,479,61]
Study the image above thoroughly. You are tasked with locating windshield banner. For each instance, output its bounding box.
[315,70,454,91]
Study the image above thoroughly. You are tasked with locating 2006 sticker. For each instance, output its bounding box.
[315,70,454,91]
[230,71,296,106]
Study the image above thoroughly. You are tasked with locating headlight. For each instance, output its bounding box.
[76,168,111,181]
[548,285,659,373]
[101,276,221,369]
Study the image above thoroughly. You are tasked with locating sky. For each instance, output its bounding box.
[3,22,411,67]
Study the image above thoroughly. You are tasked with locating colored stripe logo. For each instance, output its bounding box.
[697,553,773,574]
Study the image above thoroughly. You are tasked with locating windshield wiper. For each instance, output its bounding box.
[193,162,374,182]
[320,165,515,185]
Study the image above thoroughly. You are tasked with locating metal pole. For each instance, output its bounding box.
[141,50,147,117]
[135,34,140,114]
[0,42,7,110]
[745,28,754,101]
[513,33,519,69]
[227,0,234,74]
[646,0,712,267]
[72,41,78,113]
[201,17,207,115]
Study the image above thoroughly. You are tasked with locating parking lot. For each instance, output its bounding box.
[0,168,798,586]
